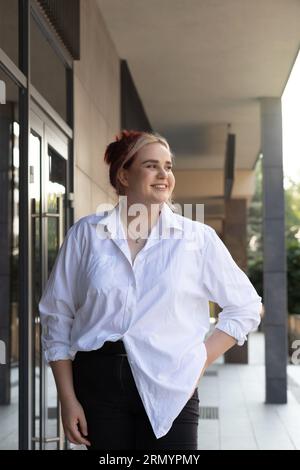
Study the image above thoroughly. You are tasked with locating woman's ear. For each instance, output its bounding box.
[117,168,129,189]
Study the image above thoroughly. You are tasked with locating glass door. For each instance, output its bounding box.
[0,64,20,451]
[29,108,69,449]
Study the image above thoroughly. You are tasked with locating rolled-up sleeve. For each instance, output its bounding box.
[39,227,81,362]
[201,226,262,346]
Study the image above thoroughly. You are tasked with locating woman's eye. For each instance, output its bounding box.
[146,165,173,170]
[147,165,173,171]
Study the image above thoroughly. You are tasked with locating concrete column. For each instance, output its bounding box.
[223,198,248,364]
[261,98,287,403]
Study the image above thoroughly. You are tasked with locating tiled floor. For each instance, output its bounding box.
[197,331,300,450]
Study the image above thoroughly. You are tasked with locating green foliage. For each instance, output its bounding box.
[248,256,263,299]
[283,179,300,314]
[285,177,300,242]
[247,157,263,265]
[287,239,300,314]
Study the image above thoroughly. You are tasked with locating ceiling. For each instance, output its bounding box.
[97,0,300,171]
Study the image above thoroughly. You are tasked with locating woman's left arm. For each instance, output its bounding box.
[200,225,263,367]
[189,329,237,399]
[204,329,237,368]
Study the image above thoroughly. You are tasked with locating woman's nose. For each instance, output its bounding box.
[158,167,168,177]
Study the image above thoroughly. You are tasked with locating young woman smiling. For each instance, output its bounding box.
[39,130,262,450]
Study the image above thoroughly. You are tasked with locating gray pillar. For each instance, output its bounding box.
[260,98,287,403]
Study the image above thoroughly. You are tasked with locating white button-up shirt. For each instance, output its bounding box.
[39,202,262,439]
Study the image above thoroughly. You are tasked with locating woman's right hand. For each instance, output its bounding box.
[60,397,91,447]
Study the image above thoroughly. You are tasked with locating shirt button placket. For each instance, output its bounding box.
[123,275,136,329]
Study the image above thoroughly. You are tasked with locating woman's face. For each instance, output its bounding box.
[118,142,175,205]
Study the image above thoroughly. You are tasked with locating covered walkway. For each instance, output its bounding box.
[198,331,300,450]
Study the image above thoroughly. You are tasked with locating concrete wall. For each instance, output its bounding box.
[173,168,256,202]
[73,0,120,221]
[0,0,18,66]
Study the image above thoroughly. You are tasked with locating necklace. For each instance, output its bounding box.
[127,225,149,243]
[123,210,162,244]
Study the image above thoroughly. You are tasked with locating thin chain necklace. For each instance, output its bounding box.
[127,225,149,243]
[126,210,161,244]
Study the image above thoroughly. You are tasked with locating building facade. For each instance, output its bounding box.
[1,0,298,450]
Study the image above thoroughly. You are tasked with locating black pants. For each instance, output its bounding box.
[72,340,199,450]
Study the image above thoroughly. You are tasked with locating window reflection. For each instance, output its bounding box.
[0,71,19,449]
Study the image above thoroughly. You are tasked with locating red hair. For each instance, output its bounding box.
[104,130,148,195]
[104,129,173,196]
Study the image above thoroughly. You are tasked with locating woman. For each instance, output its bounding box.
[39,129,262,450]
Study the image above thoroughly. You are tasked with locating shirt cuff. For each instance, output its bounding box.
[215,321,248,346]
[44,346,73,363]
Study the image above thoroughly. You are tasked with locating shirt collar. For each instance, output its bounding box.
[94,201,185,241]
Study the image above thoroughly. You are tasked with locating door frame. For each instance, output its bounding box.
[29,104,71,449]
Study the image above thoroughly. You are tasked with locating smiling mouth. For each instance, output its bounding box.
[151,184,168,190]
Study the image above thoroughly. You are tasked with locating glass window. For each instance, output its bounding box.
[29,117,69,449]
[0,67,20,450]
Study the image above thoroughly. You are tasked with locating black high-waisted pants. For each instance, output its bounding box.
[72,340,199,450]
